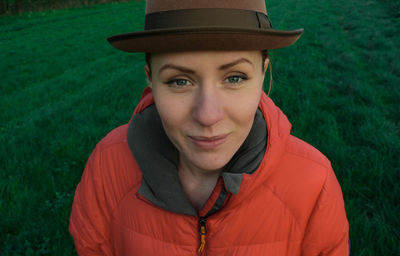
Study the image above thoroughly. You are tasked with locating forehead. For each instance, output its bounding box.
[149,50,262,66]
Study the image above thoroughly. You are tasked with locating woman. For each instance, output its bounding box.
[69,0,349,255]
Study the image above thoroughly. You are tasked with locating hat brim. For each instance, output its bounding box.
[107,27,304,53]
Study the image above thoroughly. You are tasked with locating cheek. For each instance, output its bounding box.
[153,91,190,137]
[226,85,263,124]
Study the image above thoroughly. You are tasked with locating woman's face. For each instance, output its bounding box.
[146,51,267,174]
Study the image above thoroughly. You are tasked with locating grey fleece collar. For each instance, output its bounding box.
[127,104,267,216]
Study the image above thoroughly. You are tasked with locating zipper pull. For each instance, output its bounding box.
[197,216,207,253]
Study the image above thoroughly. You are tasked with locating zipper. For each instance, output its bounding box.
[137,193,209,253]
[196,185,230,254]
[197,216,207,253]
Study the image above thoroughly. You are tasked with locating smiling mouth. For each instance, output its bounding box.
[188,134,229,150]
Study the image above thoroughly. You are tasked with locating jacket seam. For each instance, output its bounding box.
[261,182,303,231]
[111,214,195,248]
[284,149,331,170]
[301,169,349,252]
[209,239,303,249]
[97,146,143,237]
[96,135,128,152]
[300,168,329,248]
[260,152,330,233]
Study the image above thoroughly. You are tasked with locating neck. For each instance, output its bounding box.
[178,154,222,212]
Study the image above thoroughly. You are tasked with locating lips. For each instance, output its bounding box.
[188,134,229,150]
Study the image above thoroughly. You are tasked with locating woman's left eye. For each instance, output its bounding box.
[225,75,247,84]
[165,79,192,87]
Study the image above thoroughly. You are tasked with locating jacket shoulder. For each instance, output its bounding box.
[285,135,331,169]
[282,139,348,253]
[94,123,142,194]
[266,135,341,228]
[96,124,129,150]
[70,124,143,254]
[274,135,332,196]
[75,123,142,216]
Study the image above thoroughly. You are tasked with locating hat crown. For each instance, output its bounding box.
[108,0,303,52]
[146,0,267,14]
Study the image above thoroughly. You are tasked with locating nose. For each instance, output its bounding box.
[192,85,224,127]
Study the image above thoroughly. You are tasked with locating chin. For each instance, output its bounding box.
[190,152,233,172]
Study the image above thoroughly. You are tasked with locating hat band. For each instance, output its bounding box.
[145,8,273,31]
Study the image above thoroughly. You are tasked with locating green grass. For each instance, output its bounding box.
[1,0,399,255]
[0,0,131,15]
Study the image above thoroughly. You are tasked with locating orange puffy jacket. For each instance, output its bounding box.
[69,88,349,255]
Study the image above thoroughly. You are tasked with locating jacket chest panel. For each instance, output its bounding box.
[110,221,197,255]
[205,189,303,247]
[110,187,303,255]
[204,241,302,256]
[111,191,198,245]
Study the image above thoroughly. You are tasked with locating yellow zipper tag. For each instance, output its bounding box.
[197,217,207,253]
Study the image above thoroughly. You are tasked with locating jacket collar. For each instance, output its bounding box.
[127,87,290,216]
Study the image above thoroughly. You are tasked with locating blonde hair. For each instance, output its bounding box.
[266,58,273,96]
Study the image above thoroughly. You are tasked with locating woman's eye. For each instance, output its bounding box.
[225,75,247,84]
[166,79,192,87]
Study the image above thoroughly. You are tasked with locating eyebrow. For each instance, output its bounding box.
[158,58,254,75]
[158,64,196,75]
[219,58,254,70]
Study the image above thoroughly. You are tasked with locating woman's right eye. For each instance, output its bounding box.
[165,79,192,87]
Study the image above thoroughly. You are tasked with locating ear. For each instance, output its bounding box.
[144,64,152,87]
[263,58,270,73]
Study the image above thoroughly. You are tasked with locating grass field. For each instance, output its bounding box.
[0,0,129,15]
[1,0,399,255]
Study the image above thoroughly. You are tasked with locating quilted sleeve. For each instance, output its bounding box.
[301,166,350,256]
[69,146,114,256]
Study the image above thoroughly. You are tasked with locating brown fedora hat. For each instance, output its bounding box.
[107,0,304,53]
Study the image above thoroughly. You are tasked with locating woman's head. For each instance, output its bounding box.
[145,50,268,173]
[106,0,302,174]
